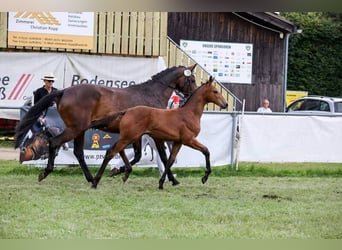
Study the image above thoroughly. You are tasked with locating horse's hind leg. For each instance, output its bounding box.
[73,133,94,183]
[108,140,141,177]
[92,139,130,188]
[154,138,180,186]
[159,143,182,190]
[119,150,132,182]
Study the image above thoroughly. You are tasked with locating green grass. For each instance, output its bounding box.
[0,139,14,148]
[1,160,342,239]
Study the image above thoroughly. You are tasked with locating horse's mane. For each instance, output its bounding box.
[132,66,185,88]
[151,66,184,81]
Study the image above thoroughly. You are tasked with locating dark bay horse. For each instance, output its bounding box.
[19,132,49,162]
[90,76,228,189]
[14,65,198,185]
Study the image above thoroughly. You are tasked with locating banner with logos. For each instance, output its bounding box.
[180,39,253,84]
[0,52,166,119]
[21,112,233,168]
[8,12,94,50]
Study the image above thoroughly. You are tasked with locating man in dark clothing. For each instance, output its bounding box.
[32,73,58,133]
[34,72,58,104]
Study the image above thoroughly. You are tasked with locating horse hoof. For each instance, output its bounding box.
[201,176,208,184]
[108,168,120,177]
[158,185,164,190]
[38,172,45,182]
[172,179,180,186]
[91,184,97,189]
[122,176,128,182]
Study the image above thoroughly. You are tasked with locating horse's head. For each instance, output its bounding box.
[173,64,198,98]
[203,76,228,109]
[19,134,49,163]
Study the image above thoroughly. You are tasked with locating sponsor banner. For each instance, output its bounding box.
[180,39,253,84]
[63,53,166,89]
[22,112,233,168]
[286,90,308,107]
[0,52,66,119]
[8,12,94,49]
[0,52,165,119]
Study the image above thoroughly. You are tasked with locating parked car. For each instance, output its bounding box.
[286,96,342,114]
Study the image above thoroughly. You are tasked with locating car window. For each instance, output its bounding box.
[334,102,342,113]
[287,100,305,111]
[287,99,331,112]
[319,101,330,112]
[304,100,324,111]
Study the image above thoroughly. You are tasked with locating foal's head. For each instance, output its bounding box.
[202,76,228,109]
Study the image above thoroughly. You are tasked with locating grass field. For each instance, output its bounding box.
[1,159,341,239]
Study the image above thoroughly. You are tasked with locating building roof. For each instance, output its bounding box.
[233,12,299,34]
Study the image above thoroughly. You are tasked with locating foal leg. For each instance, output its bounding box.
[154,138,180,186]
[186,139,211,184]
[108,139,141,177]
[73,133,94,184]
[92,139,130,188]
[92,144,117,188]
[159,143,182,190]
[201,148,211,184]
[120,150,133,182]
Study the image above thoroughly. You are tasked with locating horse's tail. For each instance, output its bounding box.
[90,111,126,129]
[14,90,64,148]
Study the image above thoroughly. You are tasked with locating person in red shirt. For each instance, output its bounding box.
[167,91,180,109]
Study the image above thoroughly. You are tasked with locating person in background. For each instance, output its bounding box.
[31,73,58,134]
[20,72,68,154]
[257,98,272,113]
[167,91,180,109]
[34,73,58,104]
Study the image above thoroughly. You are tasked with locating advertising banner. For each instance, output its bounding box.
[0,52,166,119]
[8,12,94,50]
[286,90,308,107]
[180,39,253,84]
[21,112,233,168]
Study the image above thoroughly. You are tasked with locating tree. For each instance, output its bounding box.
[282,12,342,97]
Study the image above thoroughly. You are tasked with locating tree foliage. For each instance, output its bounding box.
[281,12,342,97]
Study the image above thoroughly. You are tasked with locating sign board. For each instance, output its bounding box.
[20,111,233,168]
[0,52,166,120]
[286,90,308,107]
[180,39,253,84]
[8,12,94,50]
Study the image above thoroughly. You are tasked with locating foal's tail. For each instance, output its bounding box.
[90,111,126,129]
[14,90,64,148]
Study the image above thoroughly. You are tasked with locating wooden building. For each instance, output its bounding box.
[167,12,299,112]
[0,12,298,112]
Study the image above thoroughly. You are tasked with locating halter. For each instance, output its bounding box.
[168,68,195,98]
[22,132,50,161]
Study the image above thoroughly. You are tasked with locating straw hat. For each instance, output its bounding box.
[41,72,57,81]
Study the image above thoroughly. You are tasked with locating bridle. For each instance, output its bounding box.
[168,68,195,98]
[21,133,49,161]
